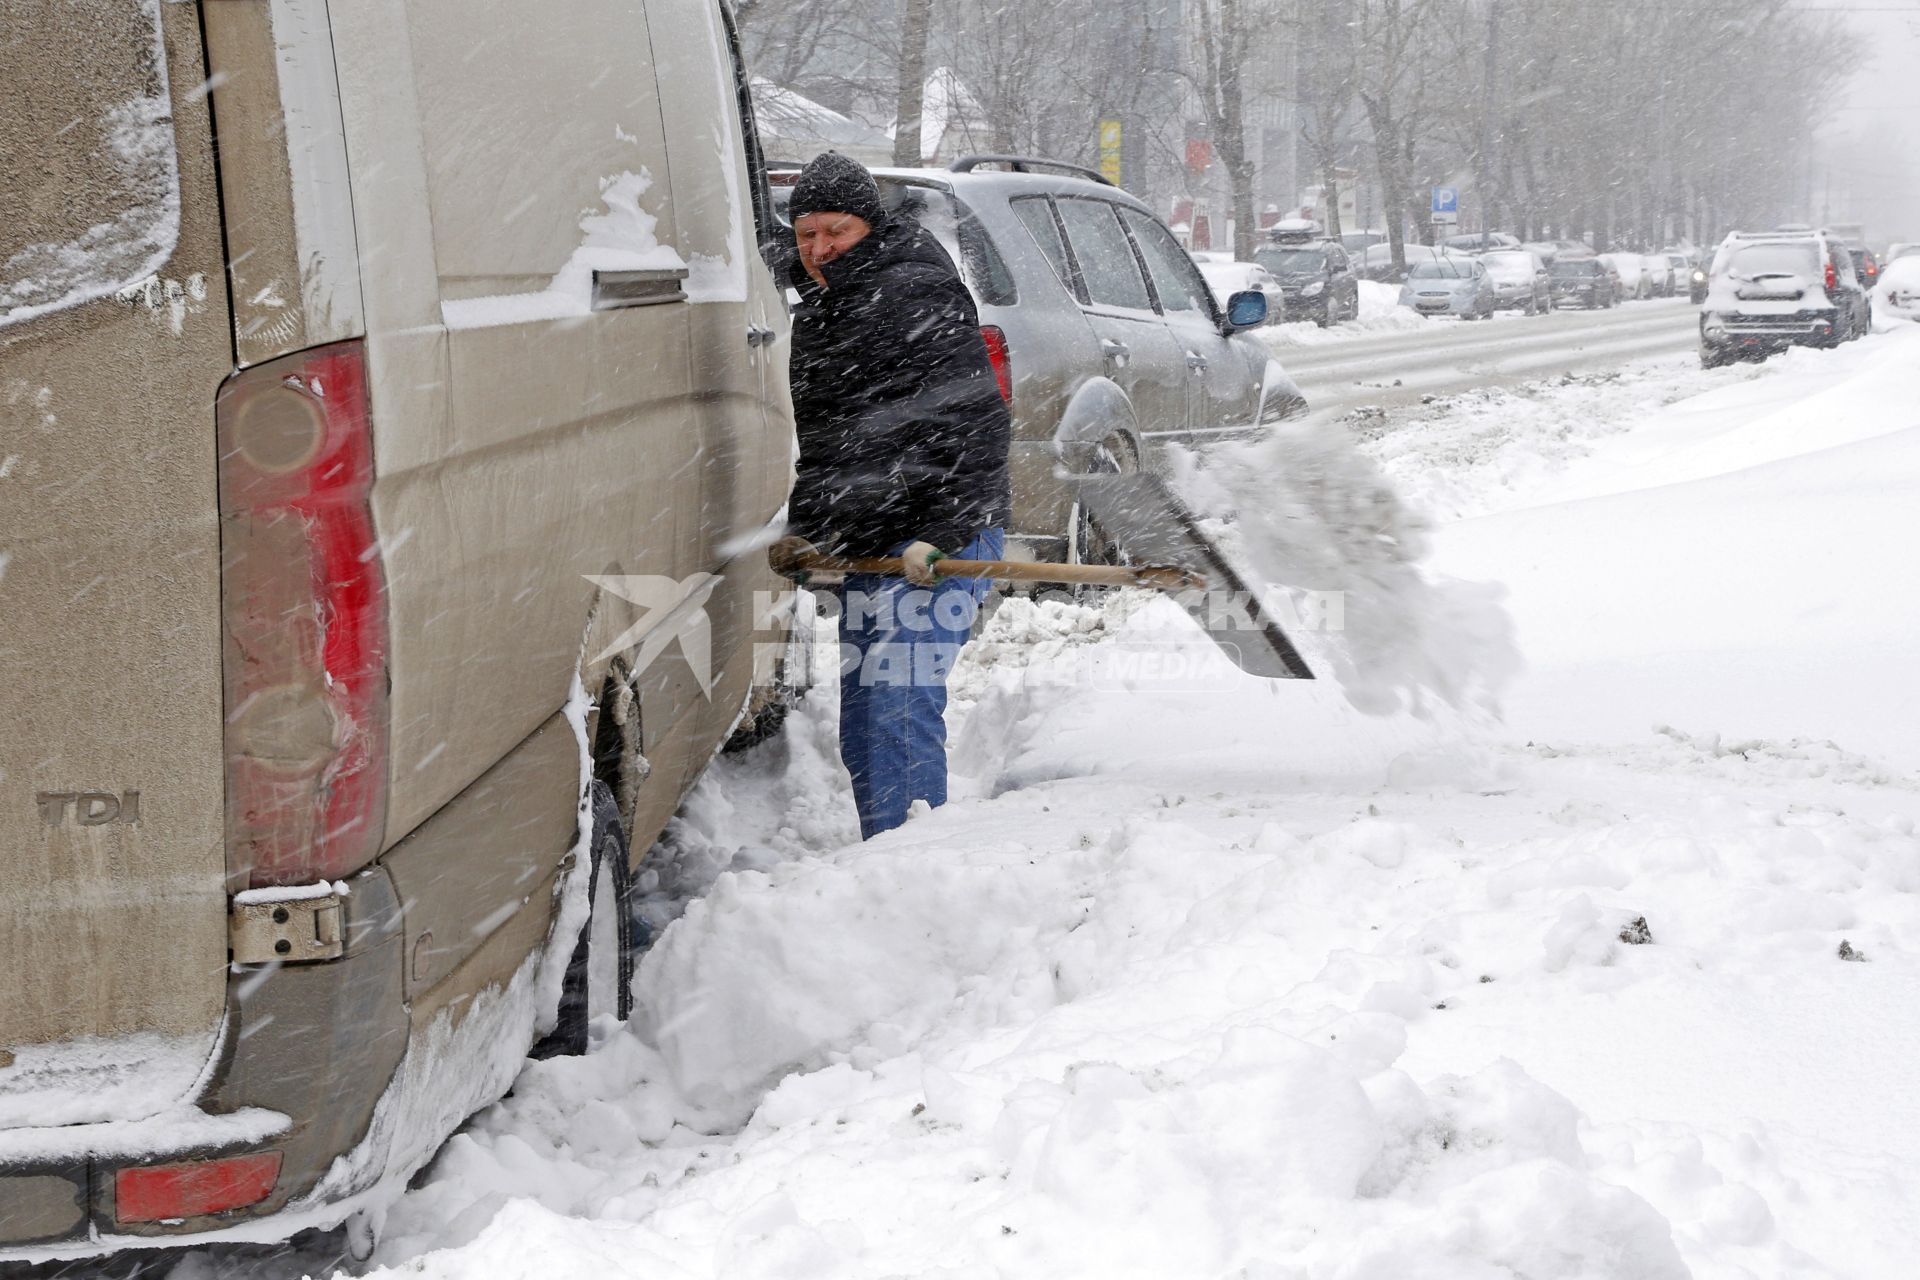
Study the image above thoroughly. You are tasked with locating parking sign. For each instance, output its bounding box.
[1431,186,1459,226]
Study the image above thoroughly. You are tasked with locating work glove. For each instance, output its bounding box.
[900,540,944,586]
[768,534,818,584]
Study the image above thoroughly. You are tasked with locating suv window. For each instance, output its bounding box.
[1012,196,1078,301]
[885,183,1017,307]
[1055,198,1153,312]
[1727,243,1818,279]
[1257,247,1329,274]
[2,0,180,328]
[1119,207,1213,315]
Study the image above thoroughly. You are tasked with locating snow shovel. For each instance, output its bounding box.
[769,471,1315,681]
[1070,472,1316,681]
[767,544,1206,592]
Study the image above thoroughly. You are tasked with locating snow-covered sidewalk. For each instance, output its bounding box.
[335,328,1919,1280]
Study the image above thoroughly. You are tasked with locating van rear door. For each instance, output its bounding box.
[1,1,234,1129]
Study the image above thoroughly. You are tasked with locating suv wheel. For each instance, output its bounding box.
[533,780,634,1058]
[1069,434,1138,593]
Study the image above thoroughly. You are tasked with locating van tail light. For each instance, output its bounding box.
[980,325,1013,405]
[215,340,389,889]
[116,1152,282,1223]
[1825,262,1836,291]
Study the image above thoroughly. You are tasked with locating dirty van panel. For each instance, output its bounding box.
[201,0,366,367]
[0,2,234,1126]
[370,0,697,846]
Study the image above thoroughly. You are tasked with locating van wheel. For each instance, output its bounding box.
[533,781,633,1058]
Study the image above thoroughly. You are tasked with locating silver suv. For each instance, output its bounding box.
[773,157,1308,562]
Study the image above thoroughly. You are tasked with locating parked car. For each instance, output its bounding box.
[1440,231,1521,254]
[1358,241,1447,283]
[775,158,1306,561]
[1641,253,1676,297]
[2,0,796,1263]
[1340,231,1387,255]
[1398,254,1497,319]
[1846,246,1882,292]
[1480,249,1552,314]
[1873,255,1920,323]
[1520,240,1564,266]
[1600,252,1651,299]
[1252,230,1362,326]
[1546,256,1620,309]
[1888,242,1919,264]
[1699,228,1872,367]
[1197,259,1287,326]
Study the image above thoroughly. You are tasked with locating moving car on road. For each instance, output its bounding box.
[1546,256,1620,309]
[3,0,795,1263]
[1399,254,1497,319]
[1253,225,1361,326]
[1699,228,1871,367]
[1480,249,1553,314]
[1846,246,1882,292]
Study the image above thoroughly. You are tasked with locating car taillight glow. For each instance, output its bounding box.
[115,1152,282,1223]
[980,325,1013,405]
[215,340,389,889]
[1825,262,1836,291]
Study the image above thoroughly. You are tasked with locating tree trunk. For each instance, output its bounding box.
[893,0,934,166]
[1321,159,1344,240]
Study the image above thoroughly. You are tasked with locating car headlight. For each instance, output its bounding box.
[1692,269,1707,283]
[1304,281,1326,297]
[1702,313,1727,338]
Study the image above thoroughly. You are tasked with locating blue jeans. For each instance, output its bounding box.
[837,528,1003,840]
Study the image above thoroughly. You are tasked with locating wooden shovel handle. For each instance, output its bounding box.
[771,548,1207,592]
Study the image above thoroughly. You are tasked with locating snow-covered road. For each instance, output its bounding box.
[180,324,1919,1280]
[1272,296,1701,416]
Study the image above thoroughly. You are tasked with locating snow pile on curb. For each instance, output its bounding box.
[1259,281,1426,348]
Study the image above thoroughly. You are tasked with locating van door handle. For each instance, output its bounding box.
[746,325,775,347]
[1100,338,1129,369]
[1185,351,1208,372]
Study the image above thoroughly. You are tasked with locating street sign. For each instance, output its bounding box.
[1099,119,1124,185]
[1431,186,1459,226]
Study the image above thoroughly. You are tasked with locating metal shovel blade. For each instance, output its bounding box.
[1075,473,1315,681]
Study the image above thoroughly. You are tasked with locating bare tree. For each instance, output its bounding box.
[1284,0,1359,239]
[892,0,934,164]
[1192,0,1263,259]
[1353,0,1443,270]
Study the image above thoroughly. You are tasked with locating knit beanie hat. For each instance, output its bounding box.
[788,151,887,228]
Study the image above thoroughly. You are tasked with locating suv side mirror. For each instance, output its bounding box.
[1225,290,1268,330]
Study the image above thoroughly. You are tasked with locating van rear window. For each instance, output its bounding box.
[0,0,180,329]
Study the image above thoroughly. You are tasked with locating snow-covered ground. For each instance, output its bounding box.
[224,325,1918,1280]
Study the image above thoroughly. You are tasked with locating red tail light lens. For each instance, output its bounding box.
[980,325,1013,404]
[116,1152,282,1223]
[1825,262,1836,291]
[215,341,388,888]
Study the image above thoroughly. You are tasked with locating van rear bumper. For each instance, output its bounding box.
[0,868,408,1261]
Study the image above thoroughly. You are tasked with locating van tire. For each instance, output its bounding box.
[532,781,633,1058]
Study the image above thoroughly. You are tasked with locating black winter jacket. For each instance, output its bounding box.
[786,218,1012,557]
